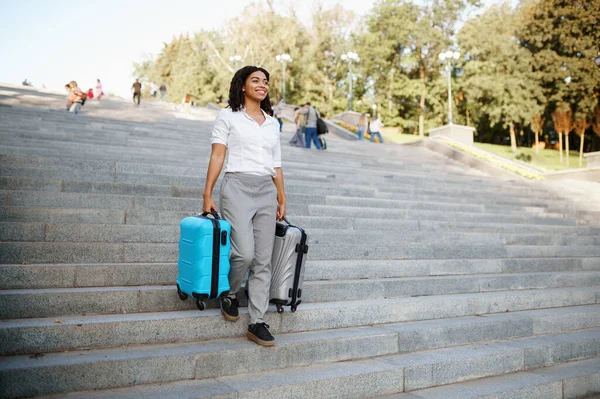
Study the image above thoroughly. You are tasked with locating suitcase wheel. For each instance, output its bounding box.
[196,301,206,311]
[276,305,284,314]
[291,301,301,313]
[177,286,188,301]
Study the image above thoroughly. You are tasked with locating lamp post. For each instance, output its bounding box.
[341,51,360,111]
[229,55,243,70]
[438,50,460,124]
[276,53,292,102]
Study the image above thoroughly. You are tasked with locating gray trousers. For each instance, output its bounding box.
[220,173,277,324]
[289,128,305,147]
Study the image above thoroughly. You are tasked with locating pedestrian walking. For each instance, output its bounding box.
[369,116,384,143]
[181,94,192,113]
[95,79,104,100]
[317,112,329,150]
[132,79,142,105]
[202,65,286,347]
[159,84,167,100]
[64,83,72,111]
[273,97,285,132]
[297,102,322,149]
[67,81,85,115]
[357,113,368,140]
[289,106,305,147]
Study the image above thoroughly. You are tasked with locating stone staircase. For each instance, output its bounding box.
[0,85,599,399]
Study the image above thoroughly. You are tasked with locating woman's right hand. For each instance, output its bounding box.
[202,195,217,214]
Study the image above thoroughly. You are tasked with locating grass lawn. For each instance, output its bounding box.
[380,127,422,144]
[473,142,586,171]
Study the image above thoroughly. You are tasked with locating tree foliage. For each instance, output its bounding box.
[134,0,600,152]
[458,3,544,152]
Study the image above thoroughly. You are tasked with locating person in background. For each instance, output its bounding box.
[289,106,305,147]
[297,102,322,150]
[181,94,192,113]
[159,84,167,100]
[64,83,72,111]
[95,79,104,100]
[151,82,158,98]
[317,112,328,150]
[132,79,142,105]
[86,88,94,100]
[357,113,368,141]
[369,116,384,144]
[68,81,84,115]
[273,97,285,132]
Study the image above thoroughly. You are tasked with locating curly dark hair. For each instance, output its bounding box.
[228,66,273,114]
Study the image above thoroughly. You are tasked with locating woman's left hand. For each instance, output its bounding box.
[276,201,286,221]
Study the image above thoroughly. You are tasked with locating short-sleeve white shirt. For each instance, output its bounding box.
[211,108,282,177]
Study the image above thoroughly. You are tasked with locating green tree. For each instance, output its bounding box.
[302,4,357,115]
[458,3,544,152]
[519,0,600,118]
[358,0,479,135]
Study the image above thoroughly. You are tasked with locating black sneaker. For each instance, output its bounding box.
[220,296,239,321]
[247,323,275,347]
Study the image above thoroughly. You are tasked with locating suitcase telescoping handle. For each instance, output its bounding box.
[200,210,221,219]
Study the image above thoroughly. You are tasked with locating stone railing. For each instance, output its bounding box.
[331,111,363,126]
[584,151,600,168]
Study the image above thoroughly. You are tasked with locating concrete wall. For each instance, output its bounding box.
[584,151,600,168]
[428,124,476,147]
[545,167,600,182]
[332,111,363,126]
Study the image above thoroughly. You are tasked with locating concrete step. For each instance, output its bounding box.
[309,205,576,226]
[1,258,599,290]
[0,159,557,199]
[0,161,552,200]
[375,328,600,391]
[3,208,593,239]
[0,158,566,202]
[0,152,452,180]
[0,207,127,224]
[376,357,600,399]
[1,179,581,227]
[0,172,576,219]
[1,287,597,355]
[2,175,537,215]
[0,190,314,214]
[5,328,599,399]
[3,238,600,263]
[3,222,598,245]
[2,271,599,319]
[0,147,547,198]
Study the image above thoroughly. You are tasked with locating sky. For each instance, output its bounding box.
[0,0,505,98]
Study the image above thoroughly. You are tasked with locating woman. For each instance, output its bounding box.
[95,79,103,100]
[357,113,368,141]
[202,66,286,347]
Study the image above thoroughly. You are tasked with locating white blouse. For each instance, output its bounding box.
[211,108,282,177]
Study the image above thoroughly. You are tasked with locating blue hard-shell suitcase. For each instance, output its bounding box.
[176,210,231,311]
